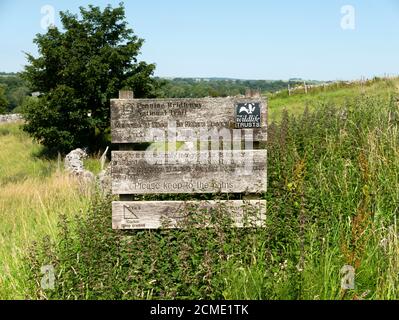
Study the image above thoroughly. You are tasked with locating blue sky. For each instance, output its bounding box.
[0,0,398,80]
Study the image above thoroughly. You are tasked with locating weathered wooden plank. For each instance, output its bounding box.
[112,200,266,229]
[111,97,267,143]
[112,150,267,194]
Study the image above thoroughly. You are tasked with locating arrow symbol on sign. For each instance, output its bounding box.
[123,204,139,220]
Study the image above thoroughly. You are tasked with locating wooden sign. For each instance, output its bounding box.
[112,200,267,229]
[112,150,267,194]
[110,93,267,229]
[111,97,267,143]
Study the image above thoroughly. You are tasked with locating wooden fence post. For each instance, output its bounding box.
[119,90,134,99]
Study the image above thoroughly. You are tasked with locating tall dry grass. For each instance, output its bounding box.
[0,123,92,299]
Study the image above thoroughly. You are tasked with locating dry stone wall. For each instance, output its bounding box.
[0,114,23,124]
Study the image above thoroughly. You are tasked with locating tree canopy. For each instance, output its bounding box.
[22,3,155,153]
[0,86,8,114]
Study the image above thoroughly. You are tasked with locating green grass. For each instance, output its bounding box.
[0,123,94,299]
[2,78,399,300]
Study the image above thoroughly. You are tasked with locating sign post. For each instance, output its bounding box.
[111,92,267,229]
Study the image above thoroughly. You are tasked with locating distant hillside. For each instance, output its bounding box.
[0,72,18,77]
[0,71,329,112]
[153,77,326,98]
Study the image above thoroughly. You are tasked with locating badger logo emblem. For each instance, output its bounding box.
[238,103,256,114]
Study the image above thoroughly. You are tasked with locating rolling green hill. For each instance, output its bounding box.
[0,73,30,113]
[0,123,93,298]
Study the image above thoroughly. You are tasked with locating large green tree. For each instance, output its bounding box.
[22,3,155,153]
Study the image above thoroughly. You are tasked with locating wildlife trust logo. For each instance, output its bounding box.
[235,102,261,128]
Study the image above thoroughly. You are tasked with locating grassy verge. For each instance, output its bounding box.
[267,77,396,123]
[0,123,93,299]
